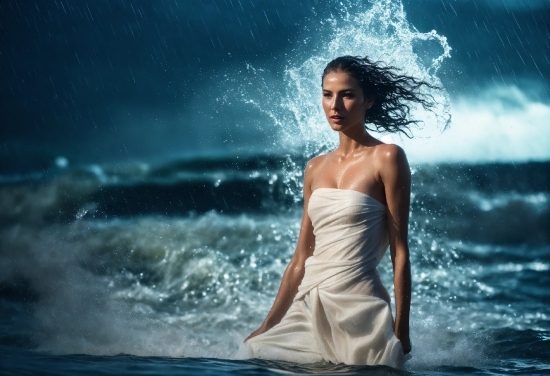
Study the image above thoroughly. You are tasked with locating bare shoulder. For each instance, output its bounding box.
[306,153,329,173]
[372,143,410,178]
[374,143,407,163]
[304,154,329,190]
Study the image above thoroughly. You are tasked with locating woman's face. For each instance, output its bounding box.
[322,70,373,132]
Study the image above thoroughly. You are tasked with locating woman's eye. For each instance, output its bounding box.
[344,92,354,98]
[323,93,332,98]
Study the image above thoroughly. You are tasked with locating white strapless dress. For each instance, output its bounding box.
[245,188,404,368]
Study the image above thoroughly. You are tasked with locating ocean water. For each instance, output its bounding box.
[2,0,550,375]
[1,157,549,375]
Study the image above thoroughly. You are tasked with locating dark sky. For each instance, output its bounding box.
[1,0,548,172]
[404,0,549,95]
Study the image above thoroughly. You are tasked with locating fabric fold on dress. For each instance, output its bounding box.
[246,188,404,368]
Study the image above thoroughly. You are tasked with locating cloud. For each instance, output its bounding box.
[389,85,550,163]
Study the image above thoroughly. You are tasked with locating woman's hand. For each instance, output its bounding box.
[398,333,412,354]
[244,323,269,342]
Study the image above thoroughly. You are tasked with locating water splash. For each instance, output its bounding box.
[231,0,451,195]
[279,0,451,155]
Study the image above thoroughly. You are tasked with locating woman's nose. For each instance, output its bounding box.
[331,97,340,110]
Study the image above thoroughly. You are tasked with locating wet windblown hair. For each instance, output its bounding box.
[322,55,439,137]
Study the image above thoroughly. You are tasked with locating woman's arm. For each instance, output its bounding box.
[245,160,317,342]
[379,144,412,354]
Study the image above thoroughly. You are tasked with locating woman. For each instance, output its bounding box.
[245,55,436,368]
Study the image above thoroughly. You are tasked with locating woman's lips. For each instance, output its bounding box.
[330,115,343,123]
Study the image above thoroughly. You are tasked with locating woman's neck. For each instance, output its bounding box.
[336,126,374,157]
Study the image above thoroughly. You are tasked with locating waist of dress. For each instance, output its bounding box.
[294,257,380,301]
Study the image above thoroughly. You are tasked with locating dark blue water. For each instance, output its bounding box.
[0,346,409,376]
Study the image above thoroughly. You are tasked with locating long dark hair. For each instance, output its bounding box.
[322,55,439,137]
